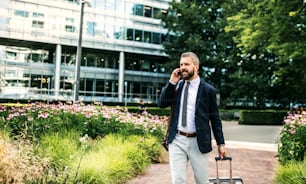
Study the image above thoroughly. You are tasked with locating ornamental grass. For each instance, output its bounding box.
[0,102,167,183]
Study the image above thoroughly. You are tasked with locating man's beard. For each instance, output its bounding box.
[182,69,194,80]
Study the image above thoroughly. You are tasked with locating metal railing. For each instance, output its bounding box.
[0,87,160,104]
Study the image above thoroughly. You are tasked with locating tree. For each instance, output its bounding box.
[160,0,277,108]
[160,0,228,94]
[225,0,306,105]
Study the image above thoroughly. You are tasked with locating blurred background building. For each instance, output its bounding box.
[0,0,171,104]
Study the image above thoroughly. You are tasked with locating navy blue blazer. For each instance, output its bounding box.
[158,78,225,153]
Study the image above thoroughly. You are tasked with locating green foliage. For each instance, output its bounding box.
[36,130,81,170]
[128,106,171,116]
[72,134,152,184]
[278,112,306,165]
[225,0,306,104]
[274,160,306,184]
[239,110,287,125]
[128,106,240,121]
[0,103,166,142]
[219,109,240,121]
[130,135,163,163]
[160,0,306,106]
[0,103,166,183]
[160,0,230,92]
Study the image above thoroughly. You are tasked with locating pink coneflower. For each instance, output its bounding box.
[38,113,49,119]
[289,129,296,134]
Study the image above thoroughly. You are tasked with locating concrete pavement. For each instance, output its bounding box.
[128,121,282,184]
[221,121,282,144]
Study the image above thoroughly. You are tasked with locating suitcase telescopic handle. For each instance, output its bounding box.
[215,156,233,184]
[215,156,232,161]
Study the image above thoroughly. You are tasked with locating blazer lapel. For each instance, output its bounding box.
[195,79,205,114]
[173,81,185,118]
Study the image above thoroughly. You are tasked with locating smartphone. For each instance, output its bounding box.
[177,71,182,79]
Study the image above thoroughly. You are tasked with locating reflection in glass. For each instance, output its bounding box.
[144,6,152,17]
[134,4,143,16]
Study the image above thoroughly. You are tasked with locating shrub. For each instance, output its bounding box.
[219,109,240,121]
[239,110,288,125]
[274,160,306,184]
[0,103,167,141]
[127,106,171,116]
[278,111,306,164]
[0,103,167,183]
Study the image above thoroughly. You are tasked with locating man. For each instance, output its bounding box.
[158,52,226,184]
[139,100,146,114]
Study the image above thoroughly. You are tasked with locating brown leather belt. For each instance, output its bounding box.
[178,130,196,137]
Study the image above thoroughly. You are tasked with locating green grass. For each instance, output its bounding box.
[274,160,306,184]
[73,134,151,184]
[36,130,81,169]
[33,133,159,183]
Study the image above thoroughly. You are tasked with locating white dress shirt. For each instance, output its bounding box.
[178,77,200,133]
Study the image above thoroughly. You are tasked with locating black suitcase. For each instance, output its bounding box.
[209,156,244,184]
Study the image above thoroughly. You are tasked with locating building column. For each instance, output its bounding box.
[54,44,61,97]
[118,51,125,102]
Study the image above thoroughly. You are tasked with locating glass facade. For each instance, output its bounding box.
[0,0,171,104]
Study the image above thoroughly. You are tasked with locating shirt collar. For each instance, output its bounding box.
[186,77,200,86]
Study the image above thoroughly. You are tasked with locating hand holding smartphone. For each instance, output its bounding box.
[170,68,181,84]
[177,71,182,78]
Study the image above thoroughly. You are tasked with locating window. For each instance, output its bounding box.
[62,52,75,65]
[66,17,74,23]
[14,10,29,17]
[131,4,167,19]
[65,18,75,32]
[152,32,161,44]
[96,79,105,96]
[83,54,96,67]
[124,28,165,45]
[32,12,44,18]
[153,8,161,19]
[134,4,143,16]
[65,0,77,3]
[6,51,16,60]
[144,6,152,17]
[96,56,105,68]
[80,78,96,96]
[87,21,96,36]
[65,25,76,32]
[134,30,142,41]
[32,20,44,28]
[143,31,151,43]
[127,29,133,40]
[60,76,73,90]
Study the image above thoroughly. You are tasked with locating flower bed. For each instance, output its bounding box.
[275,111,306,183]
[0,102,168,183]
[278,111,306,164]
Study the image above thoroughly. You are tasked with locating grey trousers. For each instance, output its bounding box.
[169,134,210,184]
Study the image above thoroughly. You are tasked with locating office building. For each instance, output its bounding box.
[0,0,171,104]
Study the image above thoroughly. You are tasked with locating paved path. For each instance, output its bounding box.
[128,121,282,184]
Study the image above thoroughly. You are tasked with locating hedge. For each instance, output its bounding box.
[127,107,171,116]
[127,107,240,121]
[239,110,288,125]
